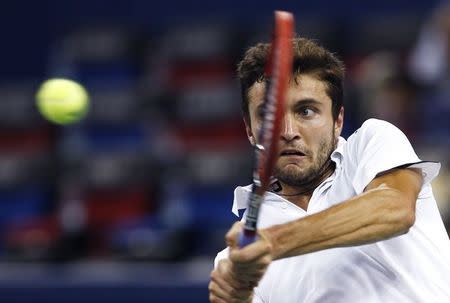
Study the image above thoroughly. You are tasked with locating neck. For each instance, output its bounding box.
[278,159,336,210]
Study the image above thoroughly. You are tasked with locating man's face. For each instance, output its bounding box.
[246,74,344,187]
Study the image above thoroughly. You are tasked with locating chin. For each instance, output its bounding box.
[278,162,308,173]
[276,165,309,182]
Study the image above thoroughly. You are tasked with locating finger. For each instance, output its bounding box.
[211,268,236,295]
[210,272,253,302]
[209,289,227,303]
[211,275,253,300]
[232,265,268,280]
[230,256,271,288]
[216,260,253,290]
[225,221,243,248]
[208,279,230,302]
[232,265,268,283]
[229,240,272,264]
[216,259,259,295]
[233,274,265,288]
[232,255,272,272]
[226,264,267,290]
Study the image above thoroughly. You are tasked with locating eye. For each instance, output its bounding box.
[256,107,265,120]
[299,107,315,117]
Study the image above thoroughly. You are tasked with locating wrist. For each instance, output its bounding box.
[261,221,296,260]
[257,228,276,259]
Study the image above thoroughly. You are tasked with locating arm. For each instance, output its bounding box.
[263,167,423,260]
[209,167,423,301]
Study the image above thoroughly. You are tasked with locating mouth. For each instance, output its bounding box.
[279,149,306,157]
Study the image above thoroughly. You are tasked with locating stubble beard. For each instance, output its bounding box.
[274,131,336,188]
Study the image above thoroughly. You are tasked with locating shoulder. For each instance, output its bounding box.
[341,119,421,193]
[360,118,398,131]
[346,119,409,154]
[349,118,405,142]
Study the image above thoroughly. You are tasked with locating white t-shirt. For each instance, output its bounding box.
[215,119,450,303]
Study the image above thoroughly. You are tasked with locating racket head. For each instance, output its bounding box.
[257,11,294,191]
[240,11,294,245]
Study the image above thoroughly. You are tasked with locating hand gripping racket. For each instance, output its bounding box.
[239,11,294,247]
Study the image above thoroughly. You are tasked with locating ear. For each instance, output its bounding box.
[334,107,344,138]
[244,118,256,146]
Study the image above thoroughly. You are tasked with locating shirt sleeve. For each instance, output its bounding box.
[346,119,440,194]
[252,291,265,303]
[214,247,229,268]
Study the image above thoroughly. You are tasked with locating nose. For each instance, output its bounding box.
[280,113,299,142]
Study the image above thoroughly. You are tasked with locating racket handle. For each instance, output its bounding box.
[239,229,257,248]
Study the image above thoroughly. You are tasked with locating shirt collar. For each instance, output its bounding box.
[330,136,346,170]
[232,185,284,216]
[231,136,347,216]
[232,185,252,216]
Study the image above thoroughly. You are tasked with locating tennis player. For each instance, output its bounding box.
[209,37,450,303]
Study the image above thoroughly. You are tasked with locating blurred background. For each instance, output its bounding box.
[0,0,449,302]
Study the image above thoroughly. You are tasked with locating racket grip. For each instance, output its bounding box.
[239,230,257,248]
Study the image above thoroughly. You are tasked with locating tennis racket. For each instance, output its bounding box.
[239,11,294,247]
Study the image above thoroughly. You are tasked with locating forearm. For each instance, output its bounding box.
[264,186,415,260]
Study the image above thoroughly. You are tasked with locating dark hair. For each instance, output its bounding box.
[237,37,345,123]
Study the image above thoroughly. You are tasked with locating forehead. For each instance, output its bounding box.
[248,74,331,107]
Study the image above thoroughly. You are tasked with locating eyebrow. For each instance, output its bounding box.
[255,98,323,115]
[293,98,322,107]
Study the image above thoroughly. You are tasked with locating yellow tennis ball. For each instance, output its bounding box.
[36,78,89,125]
